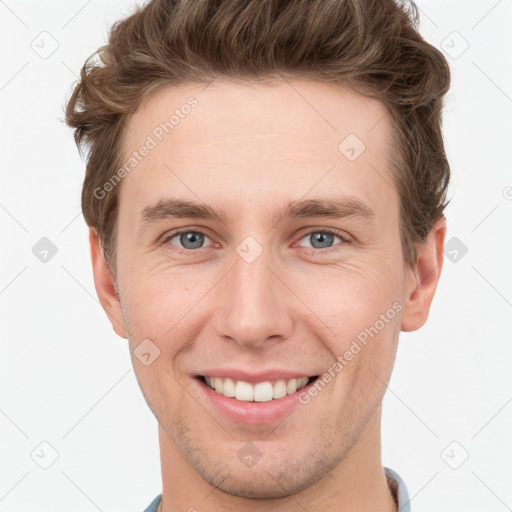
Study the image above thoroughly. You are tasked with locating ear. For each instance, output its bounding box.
[89,228,128,339]
[401,217,447,332]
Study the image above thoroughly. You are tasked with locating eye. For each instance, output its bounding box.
[163,230,212,250]
[296,229,346,250]
[161,228,348,253]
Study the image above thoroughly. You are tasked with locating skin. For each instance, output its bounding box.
[90,79,446,511]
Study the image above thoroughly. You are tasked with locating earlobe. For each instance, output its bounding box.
[401,217,447,332]
[89,228,128,339]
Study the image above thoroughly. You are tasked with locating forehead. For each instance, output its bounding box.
[123,78,391,155]
[119,79,396,222]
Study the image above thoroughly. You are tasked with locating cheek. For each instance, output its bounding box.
[119,259,215,358]
[295,262,404,384]
[299,262,403,335]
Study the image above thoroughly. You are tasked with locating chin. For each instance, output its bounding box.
[190,449,333,500]
[203,472,307,499]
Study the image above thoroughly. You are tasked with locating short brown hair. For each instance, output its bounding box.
[65,0,451,278]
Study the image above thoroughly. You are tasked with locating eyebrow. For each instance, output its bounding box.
[139,196,375,226]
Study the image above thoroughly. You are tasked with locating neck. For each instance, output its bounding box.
[157,404,396,512]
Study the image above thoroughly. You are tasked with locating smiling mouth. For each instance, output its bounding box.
[197,375,319,402]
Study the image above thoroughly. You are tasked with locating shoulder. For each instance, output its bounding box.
[142,493,161,512]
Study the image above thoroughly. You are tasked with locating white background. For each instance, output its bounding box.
[0,0,511,510]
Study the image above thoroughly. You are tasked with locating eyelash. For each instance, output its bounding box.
[161,228,350,254]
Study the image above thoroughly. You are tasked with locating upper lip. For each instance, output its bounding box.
[196,369,318,384]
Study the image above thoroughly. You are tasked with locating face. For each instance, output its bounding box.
[93,79,442,500]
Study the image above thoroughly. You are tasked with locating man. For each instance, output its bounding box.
[65,0,451,510]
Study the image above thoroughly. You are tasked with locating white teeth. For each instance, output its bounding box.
[273,379,287,399]
[203,375,312,401]
[235,380,253,401]
[286,378,298,395]
[214,377,223,394]
[223,378,235,397]
[254,382,274,402]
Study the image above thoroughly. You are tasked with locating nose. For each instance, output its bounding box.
[212,241,294,349]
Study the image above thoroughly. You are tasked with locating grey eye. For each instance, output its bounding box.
[298,231,343,250]
[310,232,335,249]
[170,231,206,250]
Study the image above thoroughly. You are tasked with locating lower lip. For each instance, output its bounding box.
[194,377,317,425]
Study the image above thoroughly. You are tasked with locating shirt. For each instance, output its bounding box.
[142,466,411,512]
